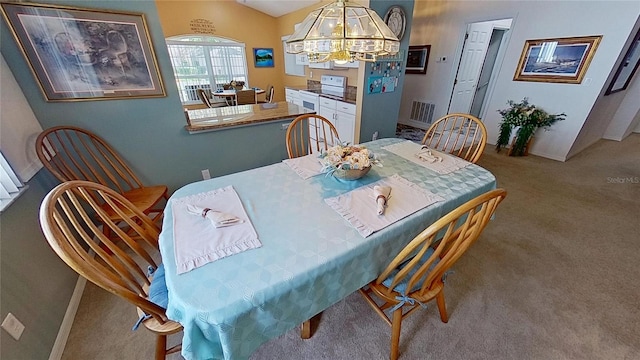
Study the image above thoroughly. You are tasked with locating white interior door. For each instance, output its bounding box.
[448,21,494,114]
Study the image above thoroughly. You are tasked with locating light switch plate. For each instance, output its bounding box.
[2,313,25,340]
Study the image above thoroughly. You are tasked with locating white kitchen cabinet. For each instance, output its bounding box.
[285,88,300,106]
[309,61,334,69]
[282,36,304,77]
[334,61,359,69]
[295,54,309,65]
[318,97,336,125]
[318,97,355,145]
[335,101,355,145]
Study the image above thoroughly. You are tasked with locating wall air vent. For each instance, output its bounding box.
[409,101,435,124]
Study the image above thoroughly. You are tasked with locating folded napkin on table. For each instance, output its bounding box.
[415,147,443,163]
[374,185,392,215]
[172,186,260,274]
[325,174,444,237]
[282,153,324,179]
[382,140,471,175]
[186,204,244,228]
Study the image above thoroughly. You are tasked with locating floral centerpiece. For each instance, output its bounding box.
[223,80,245,90]
[496,98,566,156]
[320,143,381,180]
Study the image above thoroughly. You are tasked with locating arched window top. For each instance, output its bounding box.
[166,35,241,46]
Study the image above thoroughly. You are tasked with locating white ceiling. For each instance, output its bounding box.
[236,0,321,18]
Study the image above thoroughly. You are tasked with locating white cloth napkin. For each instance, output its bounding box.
[185,204,244,228]
[172,186,260,274]
[282,154,324,179]
[325,174,444,237]
[415,147,443,163]
[382,140,471,175]
[374,185,392,215]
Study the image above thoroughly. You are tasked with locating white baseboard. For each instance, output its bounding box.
[48,275,86,360]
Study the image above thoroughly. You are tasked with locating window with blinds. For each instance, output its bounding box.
[166,36,249,104]
[0,151,26,212]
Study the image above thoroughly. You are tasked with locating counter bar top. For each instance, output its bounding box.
[185,101,314,133]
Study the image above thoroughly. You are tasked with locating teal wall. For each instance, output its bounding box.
[360,0,415,141]
[1,0,293,193]
[0,170,77,359]
[0,0,294,357]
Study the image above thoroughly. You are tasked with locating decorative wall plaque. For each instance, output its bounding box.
[190,19,216,34]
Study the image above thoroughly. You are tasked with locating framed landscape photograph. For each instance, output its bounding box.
[605,28,640,95]
[253,48,274,68]
[0,2,165,101]
[406,45,430,74]
[514,36,602,84]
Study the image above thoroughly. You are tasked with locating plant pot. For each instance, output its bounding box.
[507,126,535,156]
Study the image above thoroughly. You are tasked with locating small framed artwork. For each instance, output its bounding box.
[0,2,165,101]
[253,48,274,68]
[406,45,430,74]
[605,28,640,95]
[514,36,602,84]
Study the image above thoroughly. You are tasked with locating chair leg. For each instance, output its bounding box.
[301,320,311,339]
[436,289,448,323]
[390,308,403,360]
[156,334,167,360]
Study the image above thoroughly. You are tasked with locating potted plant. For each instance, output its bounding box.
[496,98,566,156]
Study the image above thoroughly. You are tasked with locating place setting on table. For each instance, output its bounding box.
[283,142,448,237]
[158,137,497,360]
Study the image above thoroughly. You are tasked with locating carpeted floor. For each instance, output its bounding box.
[61,132,640,360]
[395,123,427,143]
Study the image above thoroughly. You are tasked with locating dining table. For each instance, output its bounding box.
[158,137,497,360]
[212,88,265,106]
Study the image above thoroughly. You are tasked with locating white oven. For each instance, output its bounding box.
[298,90,319,112]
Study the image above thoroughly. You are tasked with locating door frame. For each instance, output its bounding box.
[447,17,514,118]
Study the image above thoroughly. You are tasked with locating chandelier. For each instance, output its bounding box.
[285,0,400,64]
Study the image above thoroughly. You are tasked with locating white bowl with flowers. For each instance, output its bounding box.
[320,143,381,180]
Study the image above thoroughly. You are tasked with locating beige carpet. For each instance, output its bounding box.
[61,134,640,360]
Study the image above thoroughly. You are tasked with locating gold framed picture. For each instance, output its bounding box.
[1,2,165,101]
[406,45,430,74]
[605,28,640,95]
[513,36,602,84]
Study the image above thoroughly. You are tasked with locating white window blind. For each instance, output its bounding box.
[0,151,26,212]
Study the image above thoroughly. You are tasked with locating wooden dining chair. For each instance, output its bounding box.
[39,180,182,360]
[235,89,257,105]
[286,114,341,159]
[35,126,169,231]
[359,188,507,360]
[258,85,274,103]
[197,88,213,108]
[421,113,488,164]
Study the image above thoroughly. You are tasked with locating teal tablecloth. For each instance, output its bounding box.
[159,138,496,360]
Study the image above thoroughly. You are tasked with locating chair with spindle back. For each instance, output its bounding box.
[285,114,341,159]
[35,126,168,232]
[197,88,213,108]
[235,89,257,105]
[359,189,507,360]
[258,85,274,103]
[39,180,182,360]
[421,113,488,164]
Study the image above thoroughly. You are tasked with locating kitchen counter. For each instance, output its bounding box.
[185,101,314,133]
[319,92,356,105]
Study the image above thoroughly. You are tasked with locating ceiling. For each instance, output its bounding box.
[236,0,321,18]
